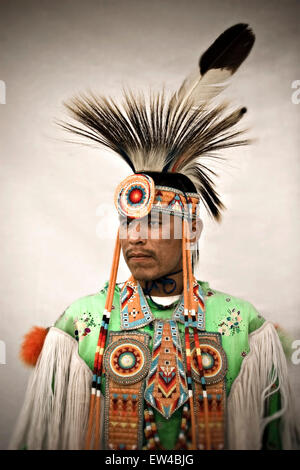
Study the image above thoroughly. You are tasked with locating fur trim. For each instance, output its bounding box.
[19,326,49,366]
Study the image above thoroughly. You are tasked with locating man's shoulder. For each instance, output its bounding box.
[59,281,125,318]
[197,279,265,330]
[198,280,254,306]
[54,283,110,327]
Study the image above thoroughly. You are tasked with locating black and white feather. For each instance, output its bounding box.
[173,23,255,110]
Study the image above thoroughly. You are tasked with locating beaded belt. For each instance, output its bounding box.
[103,329,227,450]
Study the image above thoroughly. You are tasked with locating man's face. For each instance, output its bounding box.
[119,211,183,282]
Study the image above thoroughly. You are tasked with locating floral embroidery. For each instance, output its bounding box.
[74,312,101,342]
[226,298,231,302]
[206,291,215,297]
[241,351,247,358]
[218,308,242,336]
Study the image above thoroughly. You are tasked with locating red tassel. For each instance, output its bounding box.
[19,326,49,366]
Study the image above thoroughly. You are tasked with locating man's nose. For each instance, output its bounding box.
[127,220,148,242]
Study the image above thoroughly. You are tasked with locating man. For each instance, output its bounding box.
[9,23,299,450]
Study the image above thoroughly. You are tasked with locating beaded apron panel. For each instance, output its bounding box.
[103,331,151,450]
[190,332,228,450]
[144,320,189,419]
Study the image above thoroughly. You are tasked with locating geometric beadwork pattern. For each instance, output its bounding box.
[120,276,205,331]
[144,320,188,419]
[172,278,205,330]
[104,331,151,450]
[191,332,227,450]
[151,185,200,220]
[104,337,151,385]
[120,277,155,330]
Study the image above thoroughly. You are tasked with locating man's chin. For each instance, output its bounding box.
[129,265,159,282]
[130,269,155,281]
[127,257,153,269]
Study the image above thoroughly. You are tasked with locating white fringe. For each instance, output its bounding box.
[9,327,104,450]
[227,321,300,450]
[10,322,299,450]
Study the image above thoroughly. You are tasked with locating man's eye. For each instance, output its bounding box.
[149,220,160,227]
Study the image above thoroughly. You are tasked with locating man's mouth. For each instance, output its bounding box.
[127,252,153,261]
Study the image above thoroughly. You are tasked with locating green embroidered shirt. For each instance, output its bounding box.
[54,280,281,450]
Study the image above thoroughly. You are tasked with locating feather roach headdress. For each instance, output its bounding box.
[59,23,255,221]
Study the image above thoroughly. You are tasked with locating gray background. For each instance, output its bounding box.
[0,0,299,449]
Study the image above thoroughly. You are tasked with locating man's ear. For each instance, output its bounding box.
[189,218,203,244]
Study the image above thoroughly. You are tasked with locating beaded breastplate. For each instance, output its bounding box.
[103,276,227,450]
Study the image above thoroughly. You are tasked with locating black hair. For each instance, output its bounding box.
[139,171,197,193]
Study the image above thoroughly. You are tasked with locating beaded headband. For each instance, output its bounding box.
[114,174,201,221]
